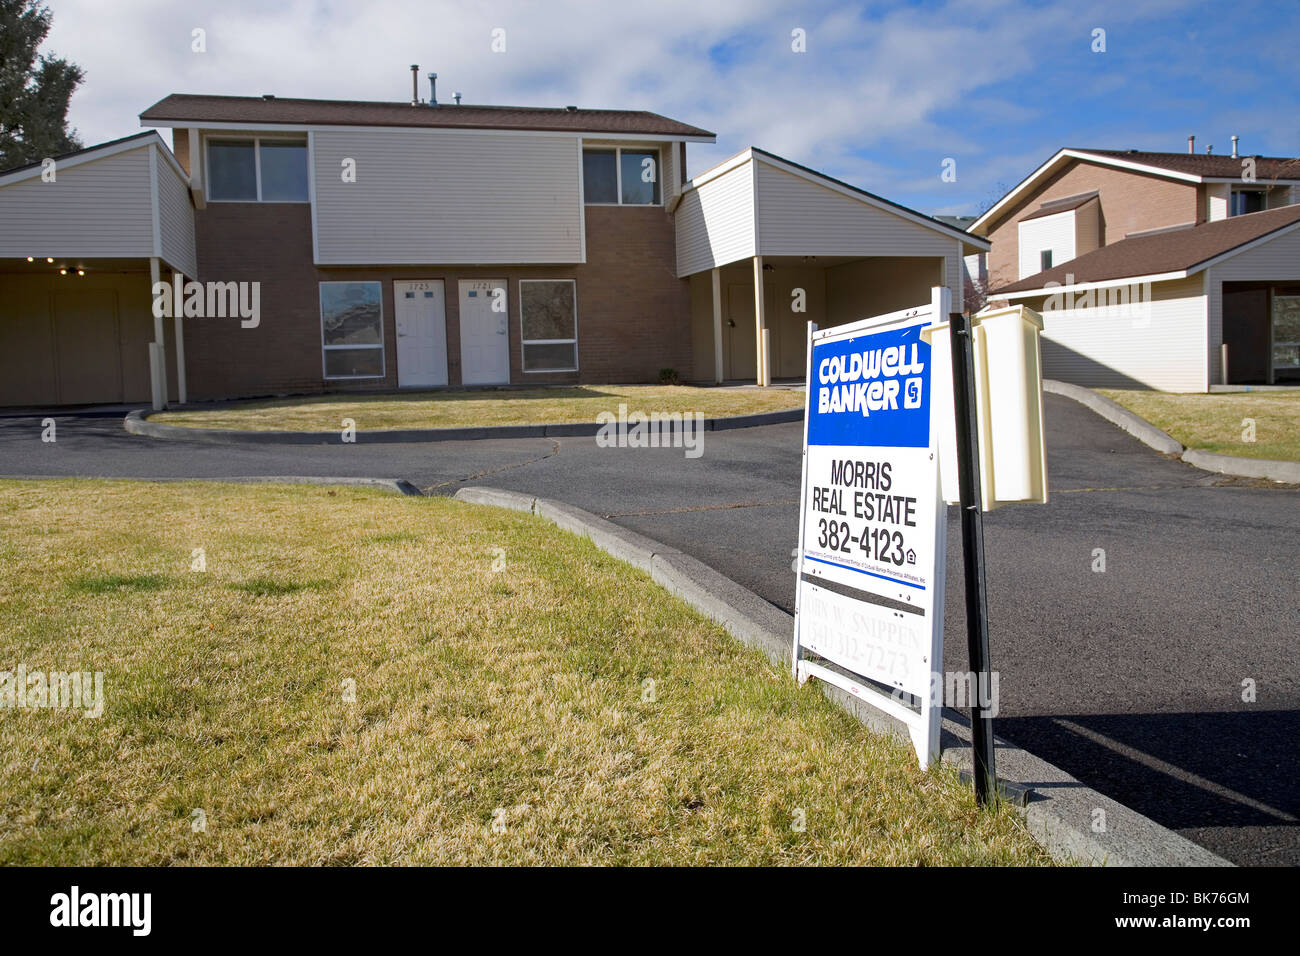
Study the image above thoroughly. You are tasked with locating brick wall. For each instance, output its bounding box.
[986,160,1200,291]
[184,200,692,400]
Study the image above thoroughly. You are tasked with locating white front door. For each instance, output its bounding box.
[394,280,448,387]
[458,279,510,385]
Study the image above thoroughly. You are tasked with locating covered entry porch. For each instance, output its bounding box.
[672,147,987,384]
[686,253,954,383]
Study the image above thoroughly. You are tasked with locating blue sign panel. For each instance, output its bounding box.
[806,323,931,448]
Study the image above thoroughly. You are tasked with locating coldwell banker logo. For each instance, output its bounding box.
[816,340,925,416]
[152,275,260,328]
[50,886,151,936]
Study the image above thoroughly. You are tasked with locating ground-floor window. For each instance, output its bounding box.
[1274,291,1300,372]
[320,281,385,379]
[519,279,578,372]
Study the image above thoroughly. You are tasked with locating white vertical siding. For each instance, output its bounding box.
[674,158,755,276]
[1020,276,1207,391]
[0,147,154,258]
[155,147,198,277]
[1017,210,1075,278]
[1206,182,1230,221]
[312,128,583,264]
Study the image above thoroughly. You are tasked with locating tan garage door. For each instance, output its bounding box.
[53,290,122,404]
[0,279,154,406]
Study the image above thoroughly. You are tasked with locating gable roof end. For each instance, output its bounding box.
[970,147,1300,236]
[746,146,991,250]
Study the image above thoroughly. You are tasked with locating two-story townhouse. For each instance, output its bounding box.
[969,142,1300,390]
[0,88,986,408]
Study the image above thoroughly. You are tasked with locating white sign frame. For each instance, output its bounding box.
[792,287,950,768]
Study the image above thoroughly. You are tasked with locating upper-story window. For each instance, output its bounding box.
[207,137,308,202]
[582,147,660,205]
[1230,189,1265,217]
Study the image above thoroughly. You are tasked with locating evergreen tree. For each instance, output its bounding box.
[0,0,84,170]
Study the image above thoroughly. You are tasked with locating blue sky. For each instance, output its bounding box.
[45,0,1300,218]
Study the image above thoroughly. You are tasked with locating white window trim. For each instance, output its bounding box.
[519,279,579,373]
[205,133,310,204]
[320,281,387,380]
[582,146,662,207]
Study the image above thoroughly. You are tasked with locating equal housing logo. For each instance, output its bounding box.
[152,275,260,328]
[0,665,103,718]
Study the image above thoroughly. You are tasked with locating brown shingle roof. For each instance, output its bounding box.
[140,93,715,139]
[1019,190,1099,222]
[1077,149,1300,182]
[994,204,1300,294]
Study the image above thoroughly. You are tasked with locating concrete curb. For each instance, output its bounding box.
[124,407,804,445]
[1181,448,1300,483]
[16,474,425,496]
[452,485,1231,867]
[1046,381,1300,483]
[1043,380,1184,456]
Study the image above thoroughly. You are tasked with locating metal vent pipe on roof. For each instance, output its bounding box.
[1231,135,1239,159]
[428,72,438,106]
[1206,145,1213,155]
[1188,135,1195,154]
[453,92,462,105]
[410,64,419,106]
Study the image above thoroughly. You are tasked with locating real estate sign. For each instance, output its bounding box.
[793,288,949,767]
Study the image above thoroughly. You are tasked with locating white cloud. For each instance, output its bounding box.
[37,0,1284,216]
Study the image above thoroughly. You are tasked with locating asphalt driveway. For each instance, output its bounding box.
[1,396,1296,865]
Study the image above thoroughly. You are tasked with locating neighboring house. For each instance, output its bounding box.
[0,88,986,408]
[970,142,1300,390]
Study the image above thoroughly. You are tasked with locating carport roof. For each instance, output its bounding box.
[0,130,157,180]
[748,147,990,248]
[683,146,990,251]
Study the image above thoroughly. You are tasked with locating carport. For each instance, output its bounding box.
[671,147,987,384]
[0,132,198,408]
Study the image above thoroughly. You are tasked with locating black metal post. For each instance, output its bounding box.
[948,312,997,805]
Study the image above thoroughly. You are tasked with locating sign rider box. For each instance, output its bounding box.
[794,289,949,767]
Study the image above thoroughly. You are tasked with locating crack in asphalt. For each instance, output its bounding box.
[1057,476,1298,493]
[420,439,561,494]
[602,498,800,518]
